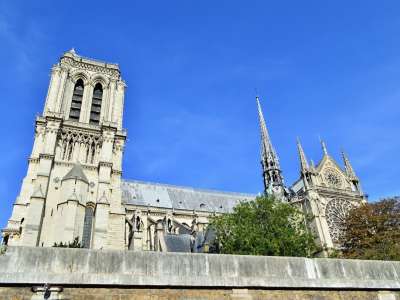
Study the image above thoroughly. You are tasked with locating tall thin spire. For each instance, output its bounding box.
[256,96,277,164]
[320,138,328,156]
[256,96,286,199]
[310,159,315,169]
[296,137,309,171]
[341,150,357,179]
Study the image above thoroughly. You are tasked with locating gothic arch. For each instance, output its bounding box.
[89,82,103,124]
[69,79,85,121]
[91,74,109,87]
[70,71,90,85]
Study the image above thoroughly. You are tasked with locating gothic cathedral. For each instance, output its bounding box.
[2,50,366,253]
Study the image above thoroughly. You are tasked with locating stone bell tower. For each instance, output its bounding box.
[2,49,127,249]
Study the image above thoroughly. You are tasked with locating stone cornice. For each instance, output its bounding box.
[124,204,212,218]
[315,187,364,200]
[28,158,40,164]
[54,160,98,171]
[98,161,113,168]
[60,56,120,79]
[112,170,122,176]
[39,154,54,160]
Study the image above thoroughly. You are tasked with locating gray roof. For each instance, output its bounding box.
[164,234,192,252]
[62,163,89,184]
[121,179,255,213]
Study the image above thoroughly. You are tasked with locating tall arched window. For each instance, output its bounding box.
[82,206,94,248]
[90,83,103,125]
[69,79,84,121]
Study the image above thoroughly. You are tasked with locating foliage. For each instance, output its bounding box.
[0,245,7,255]
[339,197,400,261]
[209,195,318,257]
[53,237,83,248]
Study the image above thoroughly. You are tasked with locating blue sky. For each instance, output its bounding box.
[0,1,399,229]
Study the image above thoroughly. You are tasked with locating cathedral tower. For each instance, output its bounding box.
[2,49,127,249]
[256,96,287,199]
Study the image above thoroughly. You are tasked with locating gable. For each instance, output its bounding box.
[314,155,352,190]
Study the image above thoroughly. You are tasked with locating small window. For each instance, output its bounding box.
[90,83,103,125]
[69,79,84,122]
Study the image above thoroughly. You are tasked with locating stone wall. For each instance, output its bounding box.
[0,287,399,300]
[0,246,400,299]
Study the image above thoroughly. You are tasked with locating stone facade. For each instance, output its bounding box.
[1,50,366,253]
[290,140,365,250]
[2,49,127,249]
[255,97,366,251]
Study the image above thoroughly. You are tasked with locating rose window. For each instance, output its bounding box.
[325,199,354,242]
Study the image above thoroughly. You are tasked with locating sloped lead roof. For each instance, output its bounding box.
[62,163,89,184]
[164,234,192,252]
[121,179,255,213]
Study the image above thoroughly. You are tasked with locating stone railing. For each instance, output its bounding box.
[0,246,399,290]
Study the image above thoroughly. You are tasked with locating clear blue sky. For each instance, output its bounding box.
[0,1,399,229]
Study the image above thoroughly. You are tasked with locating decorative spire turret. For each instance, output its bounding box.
[320,138,328,156]
[341,150,363,195]
[296,138,309,172]
[341,151,357,179]
[256,96,286,199]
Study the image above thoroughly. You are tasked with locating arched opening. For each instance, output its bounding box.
[69,79,84,122]
[136,216,141,231]
[82,207,94,248]
[167,219,172,233]
[2,235,9,245]
[90,83,103,124]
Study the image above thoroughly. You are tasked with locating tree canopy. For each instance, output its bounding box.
[339,197,400,260]
[209,195,318,257]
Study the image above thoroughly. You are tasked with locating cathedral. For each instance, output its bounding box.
[1,50,366,253]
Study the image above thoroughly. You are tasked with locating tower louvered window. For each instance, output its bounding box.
[90,83,103,124]
[69,79,84,121]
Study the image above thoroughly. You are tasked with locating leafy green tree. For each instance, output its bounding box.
[53,237,83,248]
[209,195,318,257]
[339,197,400,260]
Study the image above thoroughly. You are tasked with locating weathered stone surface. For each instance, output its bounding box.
[0,287,399,300]
[0,246,400,290]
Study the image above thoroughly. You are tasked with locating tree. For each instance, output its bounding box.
[209,195,318,257]
[339,197,400,260]
[53,237,83,248]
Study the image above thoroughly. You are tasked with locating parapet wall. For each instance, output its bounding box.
[0,246,400,290]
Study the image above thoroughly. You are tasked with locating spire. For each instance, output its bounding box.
[256,96,286,199]
[341,150,357,179]
[320,138,328,156]
[296,137,309,171]
[256,96,277,165]
[310,159,316,169]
